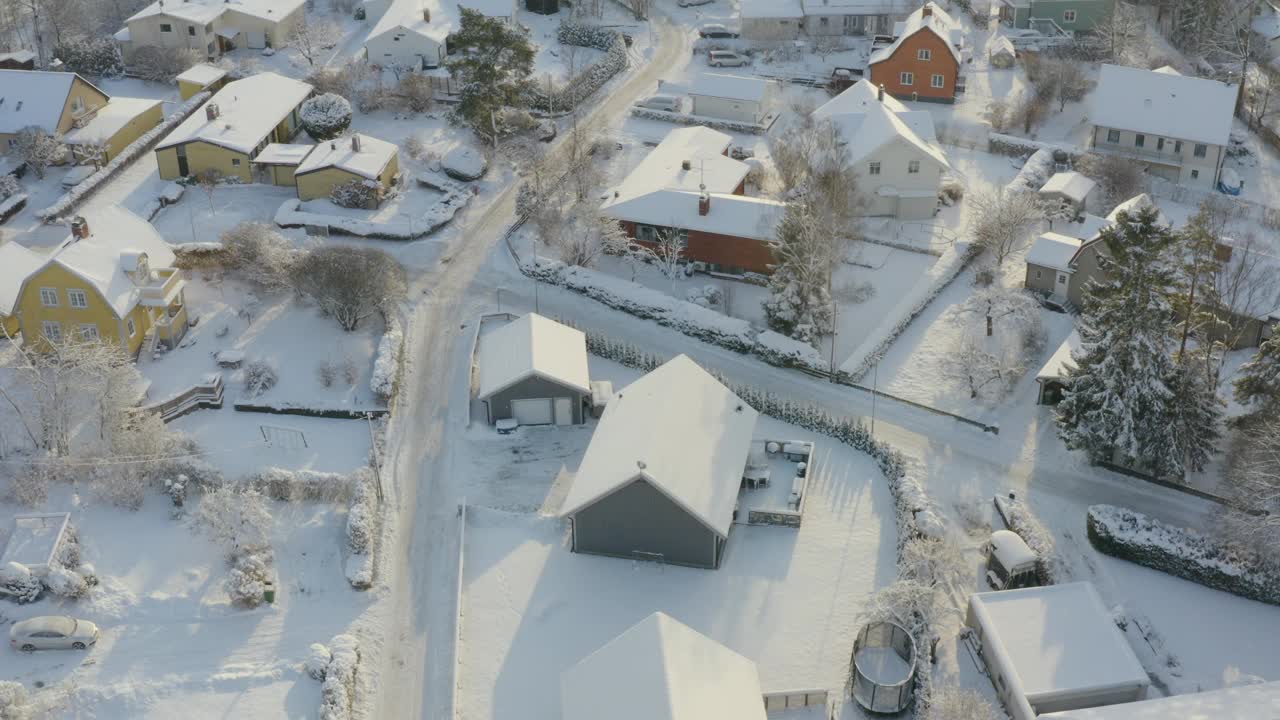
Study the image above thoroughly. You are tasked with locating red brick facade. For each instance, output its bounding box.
[620,221,775,274]
[868,25,959,103]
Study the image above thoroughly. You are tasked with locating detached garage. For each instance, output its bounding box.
[478,313,590,426]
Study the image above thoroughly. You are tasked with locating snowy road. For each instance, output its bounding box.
[367,15,689,720]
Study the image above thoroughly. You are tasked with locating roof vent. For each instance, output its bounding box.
[681,159,691,171]
[637,460,646,470]
[205,102,219,121]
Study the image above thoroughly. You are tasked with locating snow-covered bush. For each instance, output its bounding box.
[371,316,403,400]
[1088,504,1280,606]
[938,177,965,206]
[55,36,124,76]
[10,461,53,508]
[0,563,41,604]
[346,470,377,555]
[319,634,360,720]
[397,73,434,113]
[306,643,332,681]
[243,360,278,398]
[248,467,359,503]
[227,550,271,608]
[0,175,19,201]
[1005,147,1055,193]
[129,45,202,82]
[196,484,273,555]
[43,567,88,599]
[755,330,825,370]
[1000,496,1065,584]
[13,127,64,179]
[925,685,1000,720]
[221,222,298,288]
[292,245,406,332]
[0,681,30,720]
[330,178,381,209]
[300,93,353,142]
[163,474,188,507]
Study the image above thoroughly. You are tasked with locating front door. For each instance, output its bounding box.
[177,153,189,177]
[554,397,573,426]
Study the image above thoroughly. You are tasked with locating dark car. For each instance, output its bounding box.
[698,23,740,39]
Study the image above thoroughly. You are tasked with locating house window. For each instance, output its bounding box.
[1191,169,1200,179]
[900,71,914,86]
[1174,140,1183,153]
[1194,143,1208,158]
[41,322,61,343]
[1135,134,1145,148]
[1106,129,1120,143]
[78,324,99,342]
[1057,274,1066,284]
[1156,138,1165,151]
[231,158,241,167]
[71,95,84,114]
[1063,9,1077,22]
[820,17,829,26]
[676,228,689,247]
[636,224,657,242]
[908,160,920,174]
[917,48,931,61]
[126,318,136,337]
[39,288,58,307]
[160,23,172,32]
[869,161,881,175]
[67,289,87,309]
[1035,269,1043,280]
[188,25,196,36]
[931,73,945,89]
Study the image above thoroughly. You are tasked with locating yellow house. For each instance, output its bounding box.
[0,70,108,156]
[293,134,400,204]
[154,72,313,182]
[64,97,164,165]
[0,241,44,339]
[252,143,312,186]
[175,63,229,101]
[10,207,188,357]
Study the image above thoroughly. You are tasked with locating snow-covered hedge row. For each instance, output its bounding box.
[371,315,403,401]
[999,495,1066,585]
[246,467,360,503]
[315,634,360,720]
[987,132,1084,162]
[171,241,229,269]
[274,184,470,239]
[0,193,27,223]
[345,469,379,590]
[37,91,212,221]
[839,242,979,380]
[1006,147,1055,193]
[754,330,825,371]
[630,107,768,135]
[528,22,628,113]
[1087,504,1280,606]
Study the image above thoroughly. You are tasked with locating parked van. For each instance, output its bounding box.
[985,530,1039,590]
[639,94,682,113]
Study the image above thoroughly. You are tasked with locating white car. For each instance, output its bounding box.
[707,50,748,67]
[10,616,100,652]
[639,94,683,112]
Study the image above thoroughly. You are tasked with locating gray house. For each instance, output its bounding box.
[478,313,590,426]
[559,355,759,570]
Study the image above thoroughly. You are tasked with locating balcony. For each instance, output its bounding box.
[1093,141,1185,167]
[138,268,186,307]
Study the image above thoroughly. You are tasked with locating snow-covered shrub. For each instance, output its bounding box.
[248,467,359,503]
[76,563,98,587]
[0,192,25,224]
[320,634,360,720]
[346,469,378,555]
[306,643,332,681]
[0,175,19,201]
[129,45,202,82]
[1000,496,1065,584]
[925,685,1000,720]
[403,134,427,160]
[939,177,964,206]
[371,316,403,400]
[55,36,124,76]
[196,484,273,555]
[442,146,488,181]
[397,73,434,113]
[0,563,41,604]
[10,461,52,508]
[317,360,337,388]
[0,681,30,720]
[300,93,353,142]
[221,222,298,289]
[755,330,825,370]
[43,567,88,599]
[330,178,381,209]
[1087,504,1280,606]
[1006,147,1054,193]
[163,474,188,507]
[56,525,80,568]
[227,550,271,608]
[243,360,278,398]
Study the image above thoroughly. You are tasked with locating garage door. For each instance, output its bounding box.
[245,29,266,49]
[512,398,553,425]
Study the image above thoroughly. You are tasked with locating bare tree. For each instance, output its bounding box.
[1094,2,1149,66]
[857,580,957,665]
[70,139,109,168]
[968,188,1044,267]
[1075,152,1147,212]
[1198,0,1267,116]
[1050,60,1091,111]
[954,287,1045,341]
[221,222,300,290]
[984,98,1010,132]
[195,168,223,214]
[14,126,64,179]
[195,484,273,556]
[947,335,1025,400]
[1222,413,1280,564]
[1013,89,1048,134]
[553,202,628,268]
[925,686,1001,720]
[651,227,686,290]
[292,245,407,332]
[286,17,342,68]
[129,45,203,82]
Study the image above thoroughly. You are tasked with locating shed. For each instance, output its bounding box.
[252,143,312,186]
[0,512,71,576]
[1034,330,1081,404]
[1039,172,1098,214]
[478,313,589,426]
[1040,680,1280,719]
[1024,231,1082,301]
[989,35,1016,68]
[967,582,1149,720]
[0,50,36,70]
[175,63,229,100]
[559,355,758,569]
[561,612,766,720]
[687,73,771,124]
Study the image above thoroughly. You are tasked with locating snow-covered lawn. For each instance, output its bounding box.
[457,359,896,720]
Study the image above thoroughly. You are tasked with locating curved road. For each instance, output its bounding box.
[369,15,689,720]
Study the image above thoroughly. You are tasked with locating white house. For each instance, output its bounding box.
[740,0,804,40]
[813,79,950,219]
[1089,64,1237,189]
[115,0,305,59]
[967,582,1150,720]
[800,0,916,36]
[687,73,773,125]
[364,0,516,68]
[1041,680,1280,718]
[561,612,767,720]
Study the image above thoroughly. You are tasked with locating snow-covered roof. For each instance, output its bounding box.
[990,529,1037,570]
[1040,681,1280,719]
[0,512,70,572]
[1105,193,1165,226]
[606,126,747,206]
[295,134,398,180]
[989,34,1016,56]
[157,72,312,154]
[35,207,177,317]
[63,97,162,146]
[561,612,766,720]
[1152,65,1181,75]
[253,143,312,166]
[604,189,784,241]
[0,50,35,63]
[814,78,908,115]
[1219,242,1280,320]
[800,0,913,13]
[740,0,803,18]
[477,313,589,399]
[1039,171,1096,203]
[1035,329,1080,381]
[688,72,770,104]
[1027,231,1083,272]
[1090,64,1236,146]
[869,3,961,65]
[370,0,508,46]
[175,63,228,87]
[968,582,1149,704]
[817,81,950,170]
[1052,213,1109,242]
[0,70,103,135]
[0,242,45,317]
[560,355,759,538]
[127,0,306,25]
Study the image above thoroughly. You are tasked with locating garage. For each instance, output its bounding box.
[512,398,553,425]
[477,313,591,427]
[245,29,266,49]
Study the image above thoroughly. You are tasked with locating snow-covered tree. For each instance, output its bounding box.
[858,579,956,665]
[968,188,1044,267]
[286,17,341,68]
[221,222,299,290]
[763,201,835,347]
[1235,330,1280,413]
[443,7,535,139]
[1222,412,1280,563]
[195,484,273,556]
[925,686,1001,720]
[552,202,628,269]
[1164,360,1223,475]
[292,245,406,331]
[54,34,123,75]
[194,168,222,213]
[14,126,63,179]
[1076,152,1146,212]
[956,287,1044,341]
[129,45,202,82]
[947,335,1025,400]
[1094,1,1148,66]
[300,93,353,142]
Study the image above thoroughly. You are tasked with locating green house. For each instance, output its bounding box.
[997,0,1115,33]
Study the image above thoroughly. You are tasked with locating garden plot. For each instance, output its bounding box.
[523,9,606,84]
[150,183,301,245]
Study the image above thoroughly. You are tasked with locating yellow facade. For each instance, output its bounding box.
[1,313,18,339]
[102,102,164,162]
[178,76,229,101]
[0,75,109,158]
[295,153,400,203]
[156,140,254,182]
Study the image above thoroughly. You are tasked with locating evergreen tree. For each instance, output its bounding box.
[444,8,536,140]
[1056,206,1191,477]
[1166,360,1222,474]
[1235,329,1280,414]
[762,201,836,347]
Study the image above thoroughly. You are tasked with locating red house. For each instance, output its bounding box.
[868,3,963,104]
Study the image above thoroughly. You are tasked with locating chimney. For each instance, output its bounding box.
[698,192,710,216]
[921,3,932,17]
[205,102,219,121]
[70,216,89,241]
[423,8,430,21]
[877,83,885,102]
[681,159,691,171]
[351,134,361,152]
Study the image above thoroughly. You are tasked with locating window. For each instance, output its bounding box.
[917,48,931,61]
[1106,129,1120,143]
[1063,9,1077,22]
[70,95,84,114]
[1156,138,1165,151]
[231,158,241,167]
[1174,140,1183,154]
[78,324,99,342]
[908,160,920,174]
[676,229,689,247]
[1191,169,1200,179]
[1194,143,1208,158]
[188,25,196,36]
[126,318,136,337]
[41,322,61,343]
[5,139,14,149]
[67,289,87,309]
[160,23,172,32]
[820,17,829,26]
[636,224,657,242]
[900,71,914,86]
[39,288,58,307]
[1058,274,1066,284]
[1135,134,1145,148]
[931,73,945,89]
[869,161,881,175]
[1035,269,1043,280]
